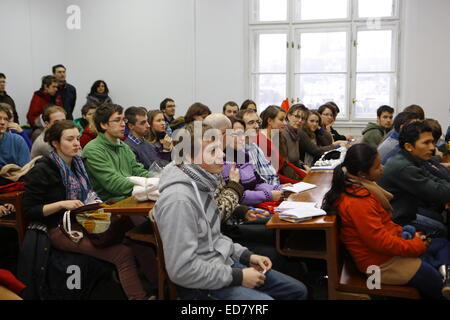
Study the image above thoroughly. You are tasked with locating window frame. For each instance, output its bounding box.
[248,0,402,124]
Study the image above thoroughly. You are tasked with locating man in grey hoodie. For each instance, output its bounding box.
[153,122,308,300]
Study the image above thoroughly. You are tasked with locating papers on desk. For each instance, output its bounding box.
[276,201,326,223]
[281,182,317,193]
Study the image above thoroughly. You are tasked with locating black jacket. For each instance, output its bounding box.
[17,224,117,300]
[0,91,19,123]
[57,83,77,120]
[23,156,67,229]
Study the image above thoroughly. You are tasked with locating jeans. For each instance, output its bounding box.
[410,214,448,238]
[407,238,450,299]
[178,262,308,300]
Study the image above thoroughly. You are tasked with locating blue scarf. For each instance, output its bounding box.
[48,151,91,202]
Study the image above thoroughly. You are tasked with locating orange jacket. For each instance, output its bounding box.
[335,187,427,273]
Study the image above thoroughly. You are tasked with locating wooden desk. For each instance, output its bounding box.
[0,191,26,248]
[103,196,155,215]
[266,170,339,299]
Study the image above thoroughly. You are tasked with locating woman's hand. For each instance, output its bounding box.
[334,140,348,148]
[161,135,173,151]
[7,122,23,133]
[245,208,270,221]
[271,190,283,202]
[0,204,14,218]
[229,163,240,183]
[59,200,84,211]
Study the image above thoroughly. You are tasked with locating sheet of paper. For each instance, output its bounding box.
[282,182,317,193]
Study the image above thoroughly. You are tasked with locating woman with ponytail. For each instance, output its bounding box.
[322,143,450,299]
[145,110,173,163]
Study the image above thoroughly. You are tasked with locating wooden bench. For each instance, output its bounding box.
[336,256,421,300]
[0,191,26,248]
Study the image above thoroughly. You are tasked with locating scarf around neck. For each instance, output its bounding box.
[285,124,300,142]
[346,172,393,211]
[179,162,220,193]
[48,151,91,202]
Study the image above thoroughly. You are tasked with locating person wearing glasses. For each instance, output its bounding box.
[282,104,310,171]
[82,103,150,202]
[237,109,280,186]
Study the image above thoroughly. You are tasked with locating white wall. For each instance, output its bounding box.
[0,0,65,123]
[399,0,450,123]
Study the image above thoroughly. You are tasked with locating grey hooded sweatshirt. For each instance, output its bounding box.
[153,162,252,290]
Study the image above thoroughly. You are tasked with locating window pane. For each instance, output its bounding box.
[254,0,287,22]
[299,32,347,73]
[255,33,287,73]
[357,30,393,72]
[297,74,347,117]
[358,0,394,17]
[297,0,349,20]
[253,74,286,110]
[354,73,395,118]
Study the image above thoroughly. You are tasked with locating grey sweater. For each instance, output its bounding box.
[153,162,252,290]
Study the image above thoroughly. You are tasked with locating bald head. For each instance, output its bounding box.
[203,113,232,132]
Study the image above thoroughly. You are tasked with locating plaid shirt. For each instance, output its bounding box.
[127,134,143,145]
[247,143,280,185]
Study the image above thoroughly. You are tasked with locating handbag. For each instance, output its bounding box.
[279,161,307,181]
[61,203,133,248]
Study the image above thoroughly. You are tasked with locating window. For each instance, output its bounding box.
[249,0,400,121]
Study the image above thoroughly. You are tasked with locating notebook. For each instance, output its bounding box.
[281,182,317,193]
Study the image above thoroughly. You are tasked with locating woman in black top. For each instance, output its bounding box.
[23,120,155,300]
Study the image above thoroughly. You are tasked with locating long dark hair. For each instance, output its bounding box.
[321,143,378,215]
[260,105,288,158]
[90,80,109,95]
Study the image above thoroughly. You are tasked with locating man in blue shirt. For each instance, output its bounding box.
[0,105,30,173]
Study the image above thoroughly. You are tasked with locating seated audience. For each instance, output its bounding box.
[53,64,77,120]
[160,98,185,136]
[124,107,170,170]
[322,143,450,300]
[361,105,394,148]
[145,110,173,163]
[23,120,154,300]
[223,101,239,118]
[27,75,62,139]
[223,117,283,205]
[299,110,346,166]
[153,122,308,300]
[0,105,30,173]
[86,80,112,105]
[237,109,280,185]
[79,109,98,148]
[241,99,257,113]
[184,102,211,125]
[323,101,353,141]
[403,104,425,120]
[379,121,450,238]
[82,103,150,202]
[378,112,421,164]
[0,103,31,150]
[283,104,309,168]
[421,119,450,182]
[256,105,307,184]
[0,73,19,123]
[74,103,97,134]
[31,105,66,158]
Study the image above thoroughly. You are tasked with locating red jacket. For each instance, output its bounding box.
[254,131,306,184]
[26,90,62,127]
[80,125,97,148]
[335,187,427,273]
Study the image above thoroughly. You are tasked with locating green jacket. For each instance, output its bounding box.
[361,122,386,147]
[81,132,149,202]
[378,149,450,226]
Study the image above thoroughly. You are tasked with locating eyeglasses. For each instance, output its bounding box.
[292,114,306,121]
[246,120,262,126]
[109,118,128,124]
